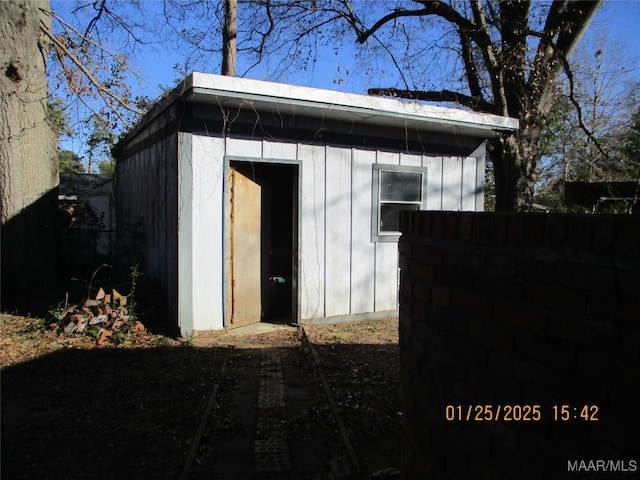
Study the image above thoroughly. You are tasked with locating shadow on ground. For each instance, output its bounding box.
[2,339,402,480]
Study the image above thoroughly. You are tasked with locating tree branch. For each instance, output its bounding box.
[458,28,483,99]
[368,87,496,113]
[40,21,139,126]
[357,2,477,45]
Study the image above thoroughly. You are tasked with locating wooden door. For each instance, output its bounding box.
[229,167,262,327]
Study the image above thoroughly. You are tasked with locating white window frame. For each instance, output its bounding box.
[371,163,427,242]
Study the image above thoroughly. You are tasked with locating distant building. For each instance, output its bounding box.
[565,181,639,214]
[58,173,115,259]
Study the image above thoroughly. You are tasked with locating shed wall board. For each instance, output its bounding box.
[263,140,297,160]
[325,146,352,316]
[121,133,491,335]
[299,143,326,319]
[401,153,423,167]
[116,133,178,332]
[189,134,226,332]
[425,156,444,210]
[177,132,193,336]
[461,157,478,211]
[442,156,464,210]
[350,149,376,315]
[374,150,401,311]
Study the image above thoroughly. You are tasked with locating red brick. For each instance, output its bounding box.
[524,214,547,246]
[475,276,523,301]
[416,213,433,236]
[525,283,586,313]
[411,263,435,282]
[619,328,640,360]
[432,287,451,307]
[545,215,568,246]
[574,349,628,384]
[593,216,615,251]
[446,332,488,366]
[444,213,459,239]
[432,214,446,238]
[472,214,491,244]
[516,331,574,370]
[398,237,409,256]
[617,268,640,298]
[494,302,546,334]
[507,214,525,243]
[399,253,409,271]
[547,314,617,349]
[414,245,443,265]
[615,217,640,256]
[413,282,431,301]
[521,258,557,284]
[568,215,593,251]
[585,292,618,324]
[558,262,616,292]
[450,291,493,319]
[490,213,509,244]
[429,307,468,335]
[485,254,518,279]
[468,320,513,349]
[459,212,474,240]
[436,267,474,289]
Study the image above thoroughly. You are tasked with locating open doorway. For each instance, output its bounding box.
[228,160,298,328]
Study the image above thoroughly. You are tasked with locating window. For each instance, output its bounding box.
[372,164,427,242]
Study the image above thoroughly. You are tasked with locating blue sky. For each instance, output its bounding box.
[51,0,640,164]
[131,0,640,98]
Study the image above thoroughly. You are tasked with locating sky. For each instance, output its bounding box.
[50,0,640,165]
[132,0,640,98]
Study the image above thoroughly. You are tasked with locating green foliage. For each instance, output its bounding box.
[619,108,640,167]
[47,96,73,139]
[59,149,85,173]
[128,264,142,322]
[98,160,116,175]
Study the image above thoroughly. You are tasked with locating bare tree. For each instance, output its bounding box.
[222,0,238,76]
[226,0,603,211]
[1,0,145,309]
[1,0,59,306]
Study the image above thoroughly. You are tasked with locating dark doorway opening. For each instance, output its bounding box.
[229,160,298,325]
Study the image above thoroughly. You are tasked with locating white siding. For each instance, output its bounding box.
[189,135,226,332]
[401,153,422,167]
[263,140,297,159]
[299,143,326,318]
[116,133,179,332]
[350,149,376,314]
[325,146,352,316]
[425,156,444,210]
[442,156,463,210]
[374,150,400,312]
[179,136,487,330]
[177,133,193,335]
[461,157,478,211]
[226,137,263,157]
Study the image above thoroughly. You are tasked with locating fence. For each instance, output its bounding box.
[398,211,639,479]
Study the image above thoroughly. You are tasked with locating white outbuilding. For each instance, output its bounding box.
[114,72,518,337]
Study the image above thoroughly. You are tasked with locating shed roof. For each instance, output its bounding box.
[122,72,519,145]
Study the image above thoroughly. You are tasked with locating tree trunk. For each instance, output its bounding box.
[490,116,543,212]
[1,0,59,310]
[221,0,237,76]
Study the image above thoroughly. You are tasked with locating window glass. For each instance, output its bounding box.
[380,171,422,202]
[380,203,420,232]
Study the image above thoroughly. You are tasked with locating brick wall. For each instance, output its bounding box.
[399,211,640,479]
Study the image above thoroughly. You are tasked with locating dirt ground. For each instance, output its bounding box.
[1,314,400,479]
